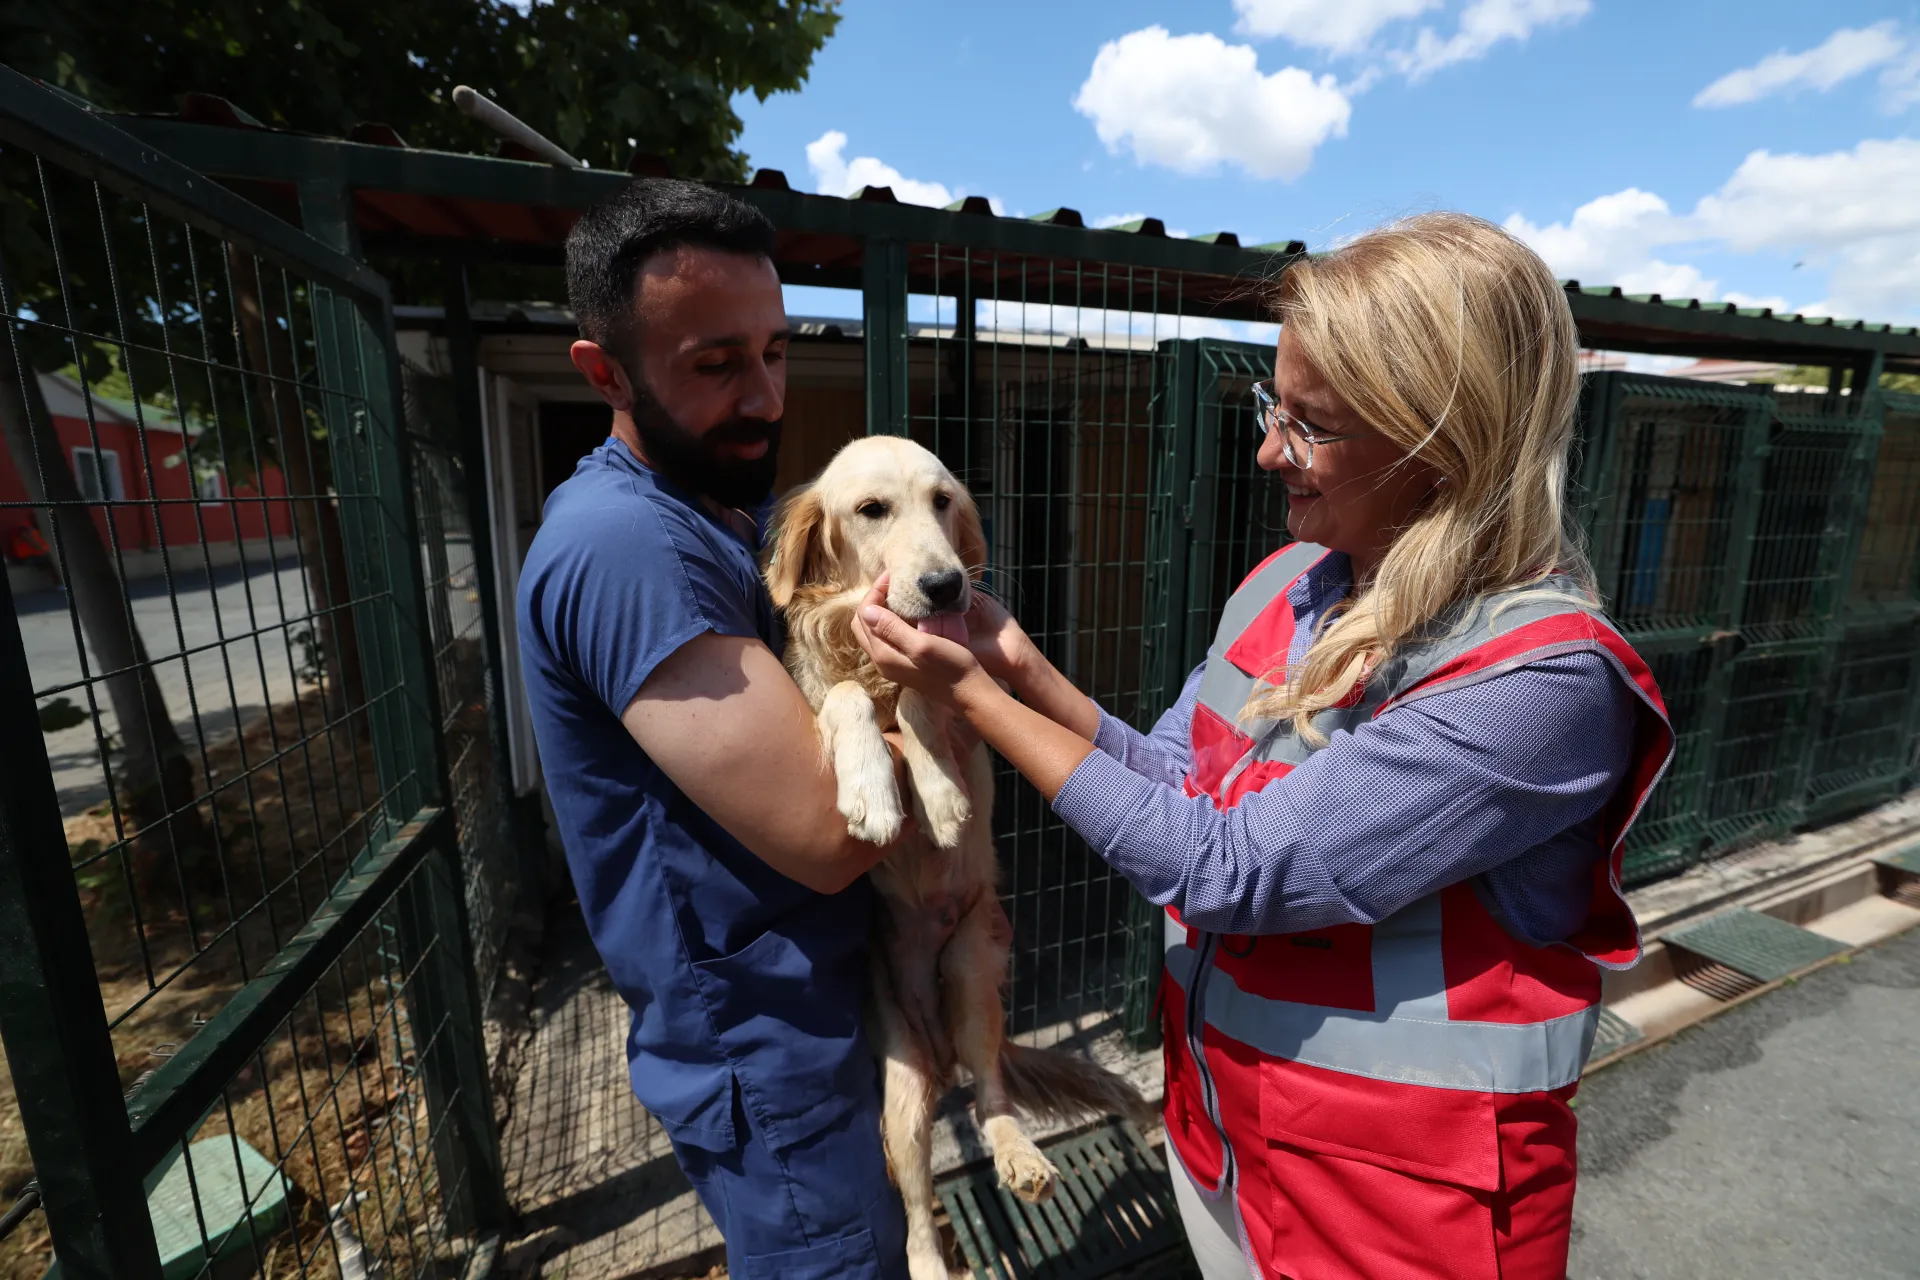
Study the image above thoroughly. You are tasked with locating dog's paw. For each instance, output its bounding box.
[916,779,971,850]
[994,1138,1057,1205]
[841,779,905,844]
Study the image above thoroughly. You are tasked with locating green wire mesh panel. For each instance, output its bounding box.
[0,81,495,1277]
[136,867,459,1280]
[1849,391,1920,612]
[938,1119,1182,1280]
[1740,391,1880,645]
[902,245,1226,1039]
[1191,341,1289,646]
[401,361,519,1002]
[1703,643,1825,849]
[1804,617,1920,820]
[1620,644,1718,884]
[1581,375,1769,640]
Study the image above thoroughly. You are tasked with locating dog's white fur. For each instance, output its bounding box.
[766,437,1148,1280]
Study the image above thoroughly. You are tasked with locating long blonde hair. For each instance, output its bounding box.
[1245,211,1594,742]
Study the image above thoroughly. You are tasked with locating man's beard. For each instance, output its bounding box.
[629,379,782,511]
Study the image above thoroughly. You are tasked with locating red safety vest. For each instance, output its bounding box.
[1162,542,1674,1280]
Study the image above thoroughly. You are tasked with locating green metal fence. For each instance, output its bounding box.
[886,243,1241,1048]
[1577,372,1917,881]
[0,71,502,1279]
[399,360,520,1003]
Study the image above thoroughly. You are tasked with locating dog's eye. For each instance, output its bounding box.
[856,500,890,520]
[932,492,951,512]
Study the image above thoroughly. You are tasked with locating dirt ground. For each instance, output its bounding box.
[0,690,453,1280]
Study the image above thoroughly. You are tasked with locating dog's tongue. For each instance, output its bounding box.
[915,615,966,644]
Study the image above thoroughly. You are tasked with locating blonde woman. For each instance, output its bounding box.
[852,213,1675,1279]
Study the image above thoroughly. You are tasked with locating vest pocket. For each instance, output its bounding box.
[1259,1059,1502,1280]
[1259,1056,1501,1190]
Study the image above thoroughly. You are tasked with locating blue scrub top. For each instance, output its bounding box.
[516,439,874,1152]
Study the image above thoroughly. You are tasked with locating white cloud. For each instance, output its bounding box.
[1072,27,1351,180]
[974,299,1278,346]
[1232,0,1441,55]
[1396,0,1590,80]
[1883,48,1920,112]
[804,131,955,207]
[1693,23,1905,108]
[1506,137,1920,321]
[1720,291,1793,314]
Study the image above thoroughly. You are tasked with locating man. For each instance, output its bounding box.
[516,179,909,1277]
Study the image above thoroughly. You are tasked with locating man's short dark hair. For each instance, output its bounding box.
[565,179,778,367]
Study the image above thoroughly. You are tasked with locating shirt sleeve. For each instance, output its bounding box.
[1087,663,1203,789]
[1051,650,1638,935]
[527,490,763,718]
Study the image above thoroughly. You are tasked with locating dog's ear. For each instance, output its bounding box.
[765,485,833,608]
[953,487,988,580]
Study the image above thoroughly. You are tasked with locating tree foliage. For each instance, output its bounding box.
[2,0,840,178]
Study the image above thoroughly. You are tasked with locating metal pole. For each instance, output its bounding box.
[355,296,511,1234]
[441,263,538,900]
[864,239,909,436]
[0,571,163,1280]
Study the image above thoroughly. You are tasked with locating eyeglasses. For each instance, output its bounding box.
[1251,380,1364,469]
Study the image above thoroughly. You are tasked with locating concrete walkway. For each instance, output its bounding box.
[1570,926,1920,1278]
[494,900,1161,1280]
[497,907,722,1280]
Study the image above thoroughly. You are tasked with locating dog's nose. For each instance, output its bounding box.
[918,568,966,612]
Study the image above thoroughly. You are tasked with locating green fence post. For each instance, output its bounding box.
[354,297,512,1236]
[1123,339,1201,1050]
[301,175,509,1237]
[0,573,163,1280]
[1787,354,1888,816]
[443,261,539,901]
[864,239,909,436]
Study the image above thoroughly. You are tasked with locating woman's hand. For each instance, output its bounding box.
[964,592,1040,685]
[853,576,995,707]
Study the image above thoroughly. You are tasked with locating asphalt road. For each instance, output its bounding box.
[19,539,482,813]
[1570,925,1920,1279]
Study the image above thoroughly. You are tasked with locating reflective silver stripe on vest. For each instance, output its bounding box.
[1194,572,1606,773]
[1165,898,1600,1093]
[1207,542,1328,663]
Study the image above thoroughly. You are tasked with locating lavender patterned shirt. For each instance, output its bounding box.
[1051,551,1638,945]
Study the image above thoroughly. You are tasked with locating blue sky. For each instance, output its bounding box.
[736,1,1920,331]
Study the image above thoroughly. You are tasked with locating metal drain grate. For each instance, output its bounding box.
[1873,844,1920,907]
[1663,907,1847,997]
[1589,1005,1644,1061]
[1874,843,1920,875]
[937,1118,1181,1279]
[1885,874,1920,909]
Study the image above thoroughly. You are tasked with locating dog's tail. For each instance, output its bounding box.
[999,1042,1155,1128]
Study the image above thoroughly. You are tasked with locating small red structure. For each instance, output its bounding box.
[0,374,296,576]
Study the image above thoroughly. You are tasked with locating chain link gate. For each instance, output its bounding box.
[0,70,502,1280]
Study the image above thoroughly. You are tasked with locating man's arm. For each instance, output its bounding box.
[621,629,898,894]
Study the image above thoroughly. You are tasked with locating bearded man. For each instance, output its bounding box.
[516,180,912,1278]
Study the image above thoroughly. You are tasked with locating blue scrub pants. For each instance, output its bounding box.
[669,1080,909,1279]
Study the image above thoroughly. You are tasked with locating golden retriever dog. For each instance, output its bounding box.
[766,435,1148,1280]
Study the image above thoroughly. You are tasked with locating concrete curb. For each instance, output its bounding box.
[1589,801,1920,1075]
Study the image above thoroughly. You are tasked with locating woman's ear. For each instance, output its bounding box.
[954,488,988,579]
[765,485,831,608]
